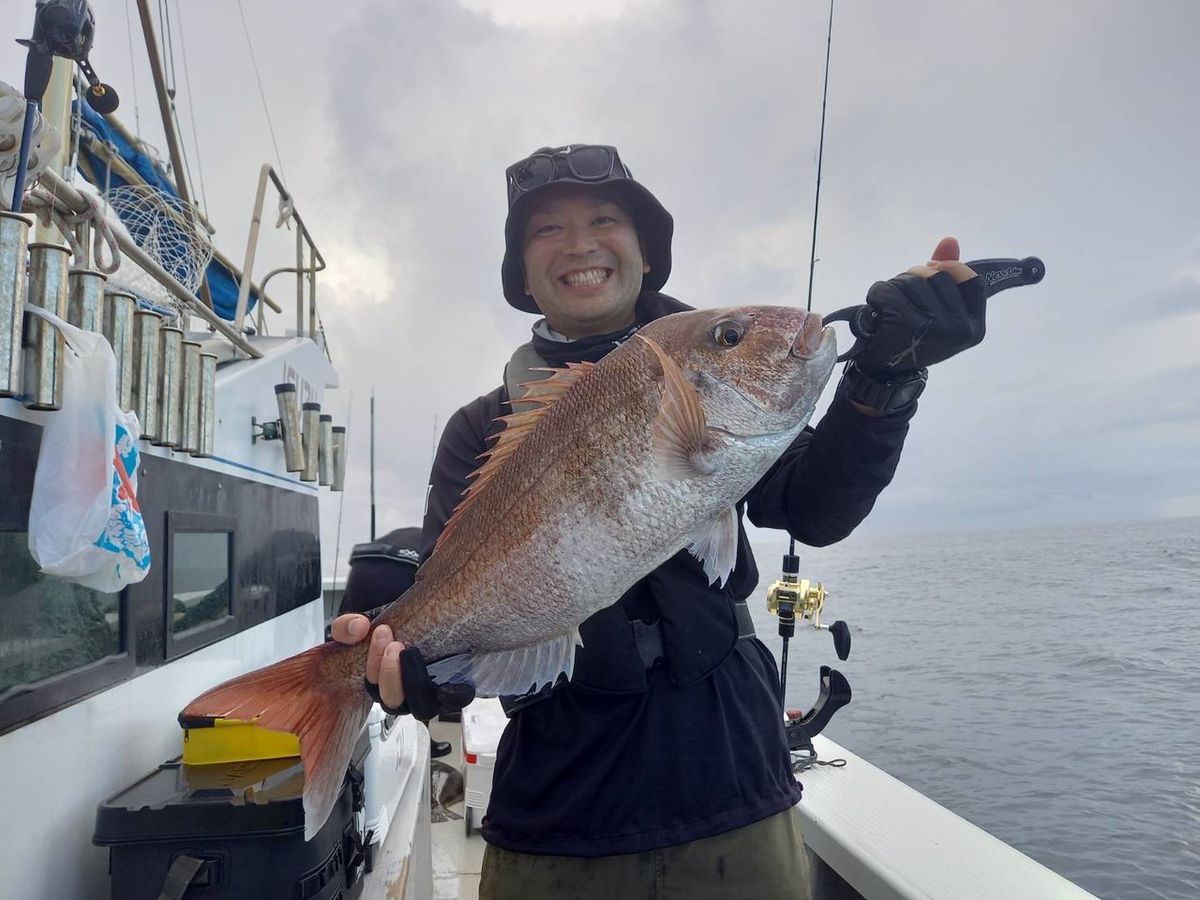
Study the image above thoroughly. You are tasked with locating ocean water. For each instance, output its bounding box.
[748,515,1200,900]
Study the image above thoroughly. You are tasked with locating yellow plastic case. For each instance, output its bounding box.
[181,717,300,765]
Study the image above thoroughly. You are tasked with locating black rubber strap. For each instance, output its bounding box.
[632,619,666,668]
[733,599,756,640]
[631,601,756,670]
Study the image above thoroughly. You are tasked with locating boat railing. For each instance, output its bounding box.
[38,167,264,360]
[232,164,328,344]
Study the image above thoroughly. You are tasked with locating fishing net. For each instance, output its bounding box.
[104,183,213,317]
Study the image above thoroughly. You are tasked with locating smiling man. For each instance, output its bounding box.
[333,143,986,898]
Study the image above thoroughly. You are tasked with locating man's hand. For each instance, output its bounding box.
[855,236,986,379]
[331,613,475,718]
[331,613,408,711]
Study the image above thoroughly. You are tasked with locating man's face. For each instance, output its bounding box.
[521,185,650,339]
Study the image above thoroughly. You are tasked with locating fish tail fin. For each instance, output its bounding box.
[180,644,372,840]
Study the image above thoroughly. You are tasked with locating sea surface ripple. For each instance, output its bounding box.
[749,515,1200,900]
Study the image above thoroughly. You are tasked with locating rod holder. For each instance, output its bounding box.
[274,383,304,471]
[196,352,217,457]
[154,325,184,447]
[131,309,162,440]
[179,340,202,453]
[301,401,321,483]
[22,242,70,410]
[331,425,347,492]
[318,414,334,486]
[0,211,32,398]
[67,269,105,333]
[102,290,136,412]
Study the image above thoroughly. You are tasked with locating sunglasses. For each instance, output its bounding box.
[506,145,632,203]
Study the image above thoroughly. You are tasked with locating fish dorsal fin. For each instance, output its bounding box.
[433,361,597,556]
[635,333,714,479]
[687,506,740,586]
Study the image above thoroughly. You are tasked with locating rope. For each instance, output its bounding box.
[123,0,143,134]
[791,751,847,774]
[173,0,209,216]
[25,183,121,275]
[235,0,288,186]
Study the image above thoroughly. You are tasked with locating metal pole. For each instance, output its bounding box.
[135,0,212,309]
[296,219,304,335]
[34,58,74,243]
[233,164,270,333]
[370,390,376,541]
[805,0,835,314]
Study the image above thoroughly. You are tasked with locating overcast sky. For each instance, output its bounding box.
[5,0,1198,576]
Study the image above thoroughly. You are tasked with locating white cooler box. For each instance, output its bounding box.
[461,697,508,835]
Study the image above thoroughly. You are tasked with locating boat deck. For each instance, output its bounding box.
[428,718,486,900]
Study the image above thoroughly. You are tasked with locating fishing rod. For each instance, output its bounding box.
[777,0,837,718]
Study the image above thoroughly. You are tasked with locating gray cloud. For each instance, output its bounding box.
[4,0,1197,576]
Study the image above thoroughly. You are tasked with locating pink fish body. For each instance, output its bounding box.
[182,305,836,837]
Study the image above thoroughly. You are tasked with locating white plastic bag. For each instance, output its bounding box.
[26,306,151,592]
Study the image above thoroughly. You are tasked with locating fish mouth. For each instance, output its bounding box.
[790,315,833,360]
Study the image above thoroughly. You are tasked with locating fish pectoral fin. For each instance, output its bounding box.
[637,333,714,479]
[687,506,740,586]
[425,629,582,698]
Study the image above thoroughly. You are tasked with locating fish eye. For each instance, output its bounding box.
[713,321,744,347]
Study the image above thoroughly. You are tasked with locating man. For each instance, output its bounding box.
[332,144,984,897]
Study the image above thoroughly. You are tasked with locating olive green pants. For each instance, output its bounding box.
[479,806,812,899]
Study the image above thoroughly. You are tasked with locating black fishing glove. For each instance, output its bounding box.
[855,271,987,379]
[364,647,475,721]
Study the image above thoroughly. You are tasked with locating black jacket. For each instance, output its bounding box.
[420,291,914,856]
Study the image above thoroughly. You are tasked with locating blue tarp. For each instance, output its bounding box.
[75,100,258,321]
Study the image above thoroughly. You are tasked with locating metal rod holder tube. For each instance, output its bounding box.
[196,353,217,457]
[274,383,304,471]
[102,290,136,411]
[0,211,32,397]
[132,310,162,440]
[155,325,184,447]
[318,414,334,486]
[331,425,347,492]
[179,341,202,453]
[67,269,106,333]
[22,243,70,410]
[301,401,321,483]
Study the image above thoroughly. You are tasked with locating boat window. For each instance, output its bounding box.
[165,512,237,659]
[0,532,122,697]
[170,531,232,634]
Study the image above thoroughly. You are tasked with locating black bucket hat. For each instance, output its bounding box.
[501,144,674,313]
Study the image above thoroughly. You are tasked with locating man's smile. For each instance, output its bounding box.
[559,267,613,288]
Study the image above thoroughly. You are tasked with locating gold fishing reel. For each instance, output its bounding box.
[765,550,850,661]
[766,576,828,629]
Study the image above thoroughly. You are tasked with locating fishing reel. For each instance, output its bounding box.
[765,551,850,660]
[767,547,852,755]
[18,0,119,113]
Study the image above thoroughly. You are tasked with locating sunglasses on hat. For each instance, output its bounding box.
[505,145,632,204]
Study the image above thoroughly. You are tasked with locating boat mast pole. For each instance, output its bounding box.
[31,57,75,243]
[134,0,212,310]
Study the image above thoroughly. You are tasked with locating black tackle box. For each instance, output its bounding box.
[93,733,369,899]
